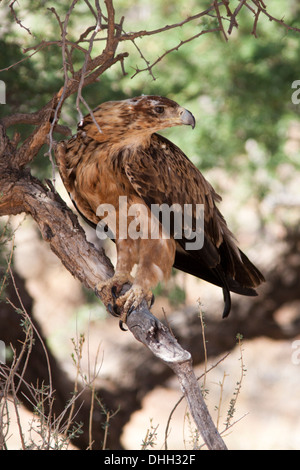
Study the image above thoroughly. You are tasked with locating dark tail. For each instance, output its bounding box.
[174,247,265,318]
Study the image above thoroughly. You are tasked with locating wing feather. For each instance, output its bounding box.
[123,134,232,265]
[122,133,264,314]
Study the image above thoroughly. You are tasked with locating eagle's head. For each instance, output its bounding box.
[78,95,196,148]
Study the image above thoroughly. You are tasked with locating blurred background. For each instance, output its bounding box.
[1,0,300,450]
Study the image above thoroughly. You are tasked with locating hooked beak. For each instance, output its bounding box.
[180,108,196,129]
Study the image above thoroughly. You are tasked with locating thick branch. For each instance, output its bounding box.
[0,168,114,288]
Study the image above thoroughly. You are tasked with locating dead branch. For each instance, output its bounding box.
[119,3,223,41]
[214,1,228,41]
[0,164,114,288]
[228,0,247,35]
[9,0,34,37]
[126,303,227,450]
[131,28,220,79]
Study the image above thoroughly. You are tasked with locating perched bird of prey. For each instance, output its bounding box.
[56,95,264,325]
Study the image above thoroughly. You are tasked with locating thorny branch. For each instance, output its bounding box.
[2,1,300,81]
[1,0,300,451]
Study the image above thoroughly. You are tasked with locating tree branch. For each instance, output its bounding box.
[0,156,114,288]
[126,303,227,450]
[131,28,220,79]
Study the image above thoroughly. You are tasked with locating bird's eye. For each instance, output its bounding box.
[154,106,165,114]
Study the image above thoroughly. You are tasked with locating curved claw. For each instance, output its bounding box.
[100,280,154,332]
[111,285,118,301]
[119,320,128,331]
[112,303,120,316]
[105,285,124,317]
[127,303,136,316]
[107,303,117,317]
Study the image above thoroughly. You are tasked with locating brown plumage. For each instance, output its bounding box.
[56,95,265,321]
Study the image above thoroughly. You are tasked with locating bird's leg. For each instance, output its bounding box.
[96,238,175,329]
[114,238,176,324]
[95,239,136,321]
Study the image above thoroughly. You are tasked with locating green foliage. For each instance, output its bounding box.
[1,0,300,184]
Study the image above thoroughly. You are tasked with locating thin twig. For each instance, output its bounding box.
[9,0,34,36]
[120,3,223,41]
[223,335,246,430]
[228,0,247,35]
[199,307,208,391]
[214,0,228,41]
[131,28,220,79]
[46,4,79,183]
[75,8,102,129]
[216,372,228,430]
[251,7,261,38]
[8,268,53,396]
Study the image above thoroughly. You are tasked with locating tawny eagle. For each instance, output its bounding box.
[56,95,264,323]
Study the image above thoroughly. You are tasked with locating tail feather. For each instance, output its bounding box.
[174,245,265,318]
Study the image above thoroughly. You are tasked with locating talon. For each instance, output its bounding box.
[119,320,128,331]
[111,285,118,301]
[95,273,134,321]
[107,303,114,314]
[113,303,120,315]
[97,277,153,330]
[107,303,118,317]
[116,285,154,316]
[127,303,136,316]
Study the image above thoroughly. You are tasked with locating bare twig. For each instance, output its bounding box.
[9,0,34,37]
[199,306,208,390]
[223,334,246,430]
[46,3,80,182]
[75,6,102,128]
[214,0,228,41]
[228,0,247,35]
[255,3,300,34]
[251,6,261,38]
[131,28,220,79]
[221,0,234,18]
[120,3,223,42]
